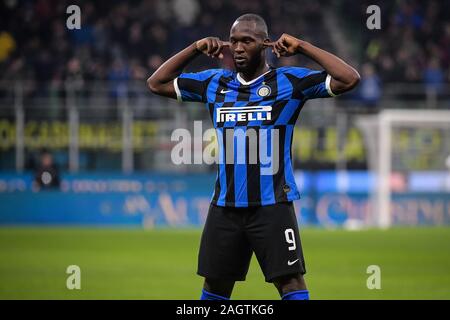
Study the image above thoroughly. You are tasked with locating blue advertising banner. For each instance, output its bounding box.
[0,172,449,227]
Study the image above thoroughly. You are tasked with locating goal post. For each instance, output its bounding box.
[356,109,450,228]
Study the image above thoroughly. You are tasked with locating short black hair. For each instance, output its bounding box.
[234,13,268,38]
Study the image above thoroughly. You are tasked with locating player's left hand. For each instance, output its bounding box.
[264,33,301,58]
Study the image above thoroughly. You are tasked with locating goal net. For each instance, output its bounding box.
[356,109,450,228]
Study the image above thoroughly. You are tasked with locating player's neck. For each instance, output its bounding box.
[238,61,270,83]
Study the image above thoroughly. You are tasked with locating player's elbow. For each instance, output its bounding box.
[146,76,160,94]
[345,70,361,91]
[332,69,360,95]
[147,75,167,95]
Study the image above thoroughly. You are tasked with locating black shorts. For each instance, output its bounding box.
[197,201,306,283]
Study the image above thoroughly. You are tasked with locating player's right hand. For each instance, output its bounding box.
[195,37,230,59]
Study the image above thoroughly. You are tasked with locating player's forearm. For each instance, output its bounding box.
[147,43,201,91]
[296,40,360,88]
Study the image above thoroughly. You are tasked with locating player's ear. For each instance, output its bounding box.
[262,38,271,49]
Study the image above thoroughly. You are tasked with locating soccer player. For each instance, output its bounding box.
[147,14,360,300]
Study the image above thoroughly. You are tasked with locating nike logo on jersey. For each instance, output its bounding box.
[287,259,299,266]
[220,89,233,94]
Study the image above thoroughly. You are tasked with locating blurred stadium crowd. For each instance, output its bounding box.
[0,0,327,91]
[343,0,450,89]
[0,0,449,95]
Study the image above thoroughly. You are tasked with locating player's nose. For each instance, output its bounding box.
[235,42,245,53]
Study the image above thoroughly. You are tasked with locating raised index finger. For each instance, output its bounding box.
[262,42,276,48]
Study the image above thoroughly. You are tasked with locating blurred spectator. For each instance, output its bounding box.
[424,57,444,93]
[108,58,130,99]
[0,31,16,62]
[147,55,164,75]
[173,0,200,27]
[33,150,61,191]
[65,57,84,90]
[359,63,381,108]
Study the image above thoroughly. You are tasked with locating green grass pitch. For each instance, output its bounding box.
[0,227,449,299]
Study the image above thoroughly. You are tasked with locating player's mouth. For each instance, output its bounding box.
[234,56,247,65]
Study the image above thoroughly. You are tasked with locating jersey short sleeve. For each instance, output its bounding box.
[282,67,338,100]
[173,69,221,103]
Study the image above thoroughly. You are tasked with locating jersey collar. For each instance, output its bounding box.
[236,68,272,85]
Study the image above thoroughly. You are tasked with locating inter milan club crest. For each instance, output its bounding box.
[257,85,271,97]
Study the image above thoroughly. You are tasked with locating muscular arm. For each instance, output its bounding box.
[296,40,360,95]
[269,34,360,95]
[147,38,229,99]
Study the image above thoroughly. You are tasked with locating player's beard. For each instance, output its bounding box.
[234,61,247,72]
[234,53,264,74]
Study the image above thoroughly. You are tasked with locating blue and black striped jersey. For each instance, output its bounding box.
[174,66,337,207]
